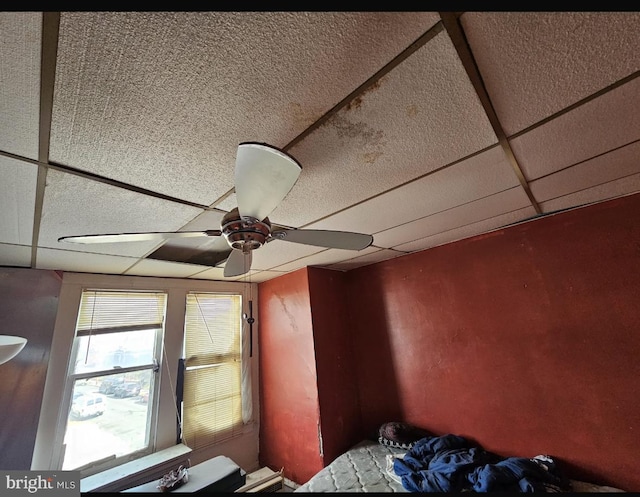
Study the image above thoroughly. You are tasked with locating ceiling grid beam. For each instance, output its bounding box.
[439,12,542,215]
[284,22,445,153]
[31,12,60,267]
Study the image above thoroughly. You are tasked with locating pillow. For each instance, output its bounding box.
[378,421,432,449]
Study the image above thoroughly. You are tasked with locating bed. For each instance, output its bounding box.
[294,439,625,493]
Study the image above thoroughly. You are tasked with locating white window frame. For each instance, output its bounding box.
[32,272,260,479]
[51,289,167,476]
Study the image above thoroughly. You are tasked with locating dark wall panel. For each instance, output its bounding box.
[346,193,640,491]
[307,268,362,465]
[0,268,62,470]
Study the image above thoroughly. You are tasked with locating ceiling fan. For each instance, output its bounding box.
[58,142,374,277]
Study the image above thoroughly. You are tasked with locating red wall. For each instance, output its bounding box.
[258,270,323,484]
[347,193,640,491]
[258,268,363,483]
[258,192,640,491]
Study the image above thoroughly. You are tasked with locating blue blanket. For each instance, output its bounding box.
[393,434,570,493]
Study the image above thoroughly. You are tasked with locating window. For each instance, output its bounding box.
[33,273,258,482]
[56,290,167,475]
[181,292,248,450]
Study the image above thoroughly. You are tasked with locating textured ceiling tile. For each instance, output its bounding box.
[510,77,640,181]
[530,140,640,202]
[187,267,227,280]
[269,28,498,228]
[240,271,289,283]
[7,11,636,284]
[214,193,238,213]
[124,258,205,278]
[0,156,37,245]
[462,12,640,135]
[150,235,230,267]
[187,266,266,282]
[152,209,229,255]
[393,206,536,253]
[373,186,531,248]
[0,243,32,267]
[304,146,519,234]
[49,11,439,206]
[178,209,227,231]
[272,245,380,272]
[250,238,325,271]
[35,247,138,273]
[539,174,640,214]
[39,169,203,256]
[0,12,41,161]
[326,248,406,270]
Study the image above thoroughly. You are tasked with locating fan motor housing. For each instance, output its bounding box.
[221,208,271,251]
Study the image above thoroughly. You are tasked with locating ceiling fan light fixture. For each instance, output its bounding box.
[221,208,272,251]
[0,335,28,365]
[57,142,374,278]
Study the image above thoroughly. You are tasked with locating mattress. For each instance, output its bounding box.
[295,440,625,493]
[295,440,407,492]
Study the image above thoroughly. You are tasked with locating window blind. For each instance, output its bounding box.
[182,293,243,449]
[77,291,167,332]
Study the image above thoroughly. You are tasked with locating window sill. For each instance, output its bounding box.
[80,443,192,493]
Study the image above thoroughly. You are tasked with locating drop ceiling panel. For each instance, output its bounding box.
[35,247,138,273]
[49,11,439,207]
[192,269,286,284]
[510,77,640,182]
[530,140,640,203]
[187,266,265,282]
[393,206,537,253]
[270,28,498,228]
[272,245,381,273]
[3,12,638,283]
[176,209,227,231]
[305,145,520,234]
[241,271,289,283]
[124,259,206,278]
[539,174,640,214]
[326,248,405,271]
[461,12,640,135]
[39,169,203,256]
[215,193,238,213]
[0,157,37,245]
[0,243,31,267]
[250,240,325,271]
[150,235,231,267]
[373,186,531,249]
[149,210,230,265]
[0,12,41,161]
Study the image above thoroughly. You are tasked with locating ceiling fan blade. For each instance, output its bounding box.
[224,249,253,277]
[271,229,373,250]
[58,230,221,244]
[235,142,301,221]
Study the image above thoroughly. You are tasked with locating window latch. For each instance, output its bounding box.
[153,358,160,373]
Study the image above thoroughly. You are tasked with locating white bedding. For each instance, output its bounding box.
[295,440,625,493]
